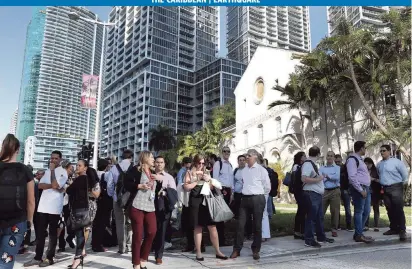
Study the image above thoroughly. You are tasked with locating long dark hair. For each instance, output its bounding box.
[0,134,20,162]
[293,151,306,166]
[364,157,378,177]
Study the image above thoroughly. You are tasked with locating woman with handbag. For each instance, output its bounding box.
[184,154,228,261]
[65,160,100,269]
[124,151,163,269]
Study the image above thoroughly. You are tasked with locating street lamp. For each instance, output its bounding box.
[68,11,115,168]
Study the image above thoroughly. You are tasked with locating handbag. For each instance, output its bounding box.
[67,176,92,230]
[205,188,234,222]
[283,171,292,186]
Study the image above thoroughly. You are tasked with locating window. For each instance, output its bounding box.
[275,116,281,137]
[243,130,248,148]
[258,124,263,143]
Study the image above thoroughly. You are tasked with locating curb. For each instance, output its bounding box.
[205,236,410,268]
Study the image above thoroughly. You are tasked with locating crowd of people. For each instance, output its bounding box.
[0,133,409,269]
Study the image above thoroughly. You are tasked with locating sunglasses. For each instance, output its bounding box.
[222,150,230,153]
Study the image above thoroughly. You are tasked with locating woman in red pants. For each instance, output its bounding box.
[125,151,163,269]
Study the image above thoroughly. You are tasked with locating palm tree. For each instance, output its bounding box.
[148,125,176,156]
[268,75,312,149]
[318,19,411,167]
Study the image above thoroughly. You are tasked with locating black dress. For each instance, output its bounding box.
[188,173,216,228]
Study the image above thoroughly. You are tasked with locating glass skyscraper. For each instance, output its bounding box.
[16,6,103,169]
[227,6,311,64]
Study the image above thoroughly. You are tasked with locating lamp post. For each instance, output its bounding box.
[68,11,115,168]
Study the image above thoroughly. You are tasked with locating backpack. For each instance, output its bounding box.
[218,159,232,173]
[115,164,132,209]
[341,156,359,190]
[289,160,318,194]
[233,168,239,176]
[0,163,28,227]
[266,167,279,197]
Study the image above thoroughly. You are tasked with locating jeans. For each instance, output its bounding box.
[0,221,27,269]
[350,185,371,237]
[304,191,326,244]
[294,191,305,234]
[341,189,352,228]
[267,195,274,219]
[366,194,381,228]
[74,228,85,257]
[383,183,406,232]
[34,213,60,261]
[233,195,265,253]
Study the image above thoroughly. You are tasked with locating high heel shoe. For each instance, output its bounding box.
[68,256,83,269]
[196,256,204,261]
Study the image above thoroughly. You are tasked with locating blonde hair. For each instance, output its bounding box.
[138,150,153,171]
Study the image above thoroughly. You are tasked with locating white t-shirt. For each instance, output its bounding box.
[37,166,68,215]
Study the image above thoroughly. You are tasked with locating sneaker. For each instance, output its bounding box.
[164,242,173,250]
[319,238,335,244]
[305,241,321,248]
[383,229,399,236]
[23,259,42,267]
[399,230,407,241]
[39,259,54,267]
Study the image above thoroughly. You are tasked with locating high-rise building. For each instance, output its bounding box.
[102,6,224,158]
[227,6,311,64]
[9,108,18,135]
[16,6,103,169]
[327,6,391,36]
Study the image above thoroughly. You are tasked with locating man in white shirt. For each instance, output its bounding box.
[231,149,271,261]
[212,146,234,246]
[24,151,68,267]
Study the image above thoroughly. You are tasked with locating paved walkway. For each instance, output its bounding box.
[15,227,410,269]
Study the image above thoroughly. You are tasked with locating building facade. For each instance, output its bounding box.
[227,6,311,64]
[102,6,243,158]
[327,6,391,36]
[9,108,18,135]
[225,46,406,167]
[16,6,103,169]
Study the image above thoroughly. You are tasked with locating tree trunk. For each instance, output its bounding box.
[299,111,307,150]
[349,63,411,169]
[328,100,342,155]
[396,56,411,116]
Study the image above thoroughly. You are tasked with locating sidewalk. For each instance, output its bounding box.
[15,228,410,269]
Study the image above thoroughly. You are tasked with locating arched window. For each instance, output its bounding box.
[258,124,263,143]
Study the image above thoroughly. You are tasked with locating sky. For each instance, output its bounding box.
[0,6,328,140]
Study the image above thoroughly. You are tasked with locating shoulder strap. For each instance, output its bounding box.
[233,168,239,176]
[347,156,359,168]
[219,160,223,172]
[100,173,105,182]
[305,160,319,175]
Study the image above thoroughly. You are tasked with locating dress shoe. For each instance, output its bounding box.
[155,258,162,265]
[196,256,204,261]
[216,255,228,260]
[252,251,260,260]
[230,251,240,259]
[399,230,407,241]
[383,229,399,236]
[354,235,374,243]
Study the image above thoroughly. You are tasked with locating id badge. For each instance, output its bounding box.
[149,191,155,201]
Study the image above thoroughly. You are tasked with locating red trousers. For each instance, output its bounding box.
[129,207,157,265]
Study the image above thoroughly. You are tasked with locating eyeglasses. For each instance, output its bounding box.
[222,150,230,153]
